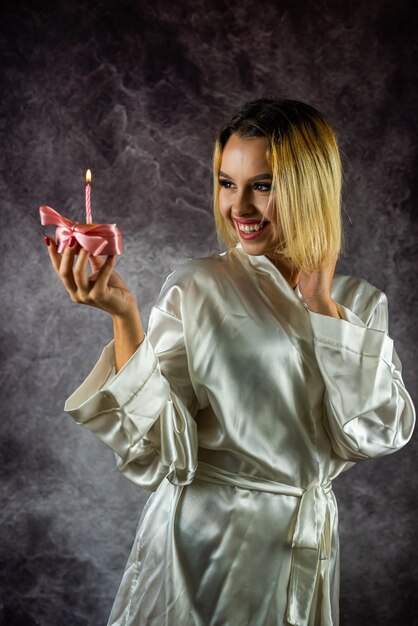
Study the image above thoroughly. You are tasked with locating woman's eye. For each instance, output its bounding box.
[219,178,234,189]
[218,179,271,192]
[254,182,271,192]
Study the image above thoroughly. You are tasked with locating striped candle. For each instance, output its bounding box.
[85,169,92,223]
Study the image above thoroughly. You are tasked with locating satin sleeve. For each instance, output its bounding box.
[307,291,416,462]
[64,273,199,492]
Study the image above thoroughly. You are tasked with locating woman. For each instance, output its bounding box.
[45,98,415,626]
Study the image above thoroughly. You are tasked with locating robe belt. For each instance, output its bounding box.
[194,460,335,626]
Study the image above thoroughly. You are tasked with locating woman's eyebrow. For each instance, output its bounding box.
[219,171,273,181]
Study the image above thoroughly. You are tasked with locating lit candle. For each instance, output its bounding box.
[85,169,92,224]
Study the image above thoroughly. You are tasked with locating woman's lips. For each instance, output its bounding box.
[234,219,271,240]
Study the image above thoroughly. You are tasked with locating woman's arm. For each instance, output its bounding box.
[112,306,145,373]
[46,236,199,491]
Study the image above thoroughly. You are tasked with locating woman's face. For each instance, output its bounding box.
[218,133,282,258]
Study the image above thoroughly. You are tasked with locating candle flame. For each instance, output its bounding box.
[86,169,92,183]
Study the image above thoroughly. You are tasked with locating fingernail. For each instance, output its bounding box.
[68,236,76,247]
[44,235,50,247]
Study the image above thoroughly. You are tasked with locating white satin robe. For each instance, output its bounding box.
[64,243,415,626]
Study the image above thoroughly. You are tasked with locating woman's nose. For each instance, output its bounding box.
[232,187,255,216]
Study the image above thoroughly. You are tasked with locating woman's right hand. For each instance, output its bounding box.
[45,235,138,318]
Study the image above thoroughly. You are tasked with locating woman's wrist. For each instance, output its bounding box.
[111,293,141,323]
[112,300,140,323]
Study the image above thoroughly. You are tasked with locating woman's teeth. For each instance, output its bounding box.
[238,222,266,233]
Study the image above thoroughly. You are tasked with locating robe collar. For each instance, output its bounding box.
[233,243,307,305]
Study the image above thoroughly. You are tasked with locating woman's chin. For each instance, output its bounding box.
[239,238,271,256]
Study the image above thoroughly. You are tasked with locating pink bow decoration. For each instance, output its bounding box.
[39,205,123,256]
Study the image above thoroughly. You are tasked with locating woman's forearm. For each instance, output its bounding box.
[112,303,145,373]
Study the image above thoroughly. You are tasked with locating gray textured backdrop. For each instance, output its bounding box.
[1,1,417,625]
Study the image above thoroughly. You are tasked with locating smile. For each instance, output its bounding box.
[234,220,270,240]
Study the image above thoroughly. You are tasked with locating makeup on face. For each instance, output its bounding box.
[218,135,277,248]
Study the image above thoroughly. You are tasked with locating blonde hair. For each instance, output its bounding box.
[212,98,345,272]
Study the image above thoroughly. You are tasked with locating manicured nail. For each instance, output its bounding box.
[68,236,76,247]
[44,235,50,247]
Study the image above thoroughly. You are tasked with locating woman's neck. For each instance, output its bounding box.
[265,253,301,289]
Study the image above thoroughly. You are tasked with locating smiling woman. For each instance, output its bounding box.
[213,99,344,271]
[219,135,275,240]
[47,97,416,626]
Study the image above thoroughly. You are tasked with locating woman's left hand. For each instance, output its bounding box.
[297,256,341,318]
